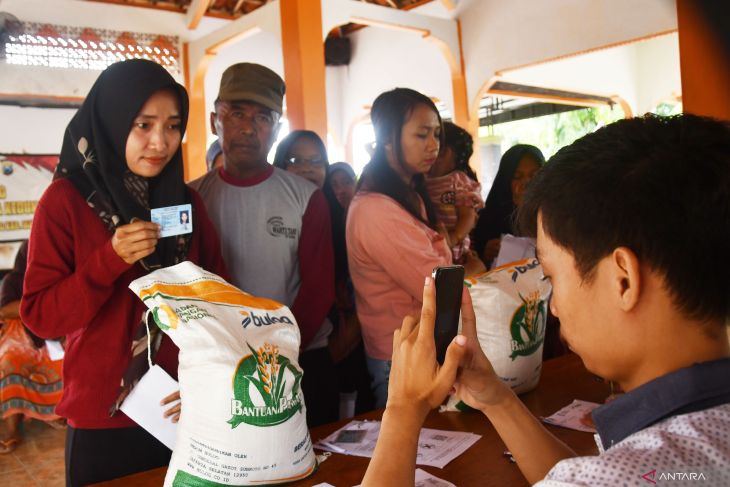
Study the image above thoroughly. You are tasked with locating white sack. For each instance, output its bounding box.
[444,258,551,411]
[129,262,316,486]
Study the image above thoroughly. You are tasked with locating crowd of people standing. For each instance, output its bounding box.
[0,59,528,482]
[2,56,727,487]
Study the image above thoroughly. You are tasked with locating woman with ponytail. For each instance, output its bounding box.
[346,88,483,407]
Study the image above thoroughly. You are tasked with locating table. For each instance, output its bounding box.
[95,353,609,486]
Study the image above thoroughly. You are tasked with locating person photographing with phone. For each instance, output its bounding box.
[431,265,465,365]
[361,114,730,486]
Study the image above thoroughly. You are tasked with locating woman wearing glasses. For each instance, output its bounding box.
[273,131,374,419]
[273,130,329,188]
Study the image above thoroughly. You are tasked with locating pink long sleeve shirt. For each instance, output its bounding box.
[346,192,452,360]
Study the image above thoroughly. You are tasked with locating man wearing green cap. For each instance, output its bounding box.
[191,63,338,426]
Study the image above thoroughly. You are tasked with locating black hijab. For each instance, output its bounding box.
[472,144,545,256]
[56,59,190,270]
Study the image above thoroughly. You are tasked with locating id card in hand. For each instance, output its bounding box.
[151,204,193,238]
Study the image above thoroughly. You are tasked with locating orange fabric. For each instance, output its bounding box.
[0,319,63,421]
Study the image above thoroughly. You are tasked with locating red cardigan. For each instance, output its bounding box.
[21,179,228,429]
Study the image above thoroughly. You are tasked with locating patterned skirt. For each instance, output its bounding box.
[0,319,63,420]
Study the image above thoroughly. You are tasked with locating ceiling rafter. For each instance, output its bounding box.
[186,0,213,29]
[86,0,433,23]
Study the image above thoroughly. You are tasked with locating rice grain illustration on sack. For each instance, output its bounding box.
[444,258,551,412]
[228,342,304,428]
[129,262,316,487]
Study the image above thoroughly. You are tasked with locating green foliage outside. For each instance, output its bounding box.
[653,101,683,117]
[478,104,626,160]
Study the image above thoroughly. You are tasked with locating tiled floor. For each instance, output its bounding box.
[0,418,66,486]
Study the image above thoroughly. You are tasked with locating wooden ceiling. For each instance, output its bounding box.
[86,0,435,22]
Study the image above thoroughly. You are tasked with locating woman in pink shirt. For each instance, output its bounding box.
[346,88,484,407]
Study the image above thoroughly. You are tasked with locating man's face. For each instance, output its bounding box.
[211,100,279,172]
[536,214,630,381]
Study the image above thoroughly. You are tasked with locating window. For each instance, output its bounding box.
[2,22,180,74]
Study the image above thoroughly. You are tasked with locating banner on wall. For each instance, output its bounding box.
[0,154,57,243]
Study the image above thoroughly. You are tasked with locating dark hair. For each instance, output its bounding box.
[357,88,443,229]
[472,144,545,257]
[272,130,328,170]
[442,121,478,182]
[179,210,189,223]
[517,114,730,324]
[323,162,357,282]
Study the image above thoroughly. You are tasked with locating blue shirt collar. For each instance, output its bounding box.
[592,357,730,451]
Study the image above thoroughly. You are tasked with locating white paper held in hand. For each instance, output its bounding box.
[120,364,180,450]
[45,340,65,361]
[493,234,536,268]
[542,399,601,433]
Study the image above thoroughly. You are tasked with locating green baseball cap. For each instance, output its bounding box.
[217,63,285,114]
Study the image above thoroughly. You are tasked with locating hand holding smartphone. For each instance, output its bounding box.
[432,265,465,364]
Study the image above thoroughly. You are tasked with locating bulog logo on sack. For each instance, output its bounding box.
[509,291,547,360]
[267,216,298,239]
[239,310,294,329]
[508,258,540,282]
[229,343,303,428]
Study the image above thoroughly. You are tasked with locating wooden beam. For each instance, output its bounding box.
[280,0,328,141]
[676,0,730,118]
[233,0,247,14]
[186,0,212,30]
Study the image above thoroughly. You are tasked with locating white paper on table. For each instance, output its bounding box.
[312,484,336,487]
[120,364,179,449]
[542,399,601,433]
[493,234,536,268]
[315,420,481,469]
[352,468,456,487]
[45,340,65,361]
[414,468,457,487]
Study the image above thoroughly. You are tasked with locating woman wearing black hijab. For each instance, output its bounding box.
[472,144,545,266]
[21,60,227,485]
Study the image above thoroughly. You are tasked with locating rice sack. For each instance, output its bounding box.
[129,261,316,486]
[444,258,551,411]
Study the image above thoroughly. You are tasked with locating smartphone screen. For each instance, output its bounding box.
[432,265,465,364]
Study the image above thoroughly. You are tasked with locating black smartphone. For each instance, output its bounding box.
[432,265,465,364]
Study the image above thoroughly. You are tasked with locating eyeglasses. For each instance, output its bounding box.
[287,156,327,167]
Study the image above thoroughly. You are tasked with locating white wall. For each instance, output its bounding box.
[0,106,77,153]
[497,33,680,117]
[635,33,681,114]
[0,0,227,155]
[203,30,284,113]
[332,25,454,158]
[326,65,347,150]
[499,46,640,114]
[456,0,678,107]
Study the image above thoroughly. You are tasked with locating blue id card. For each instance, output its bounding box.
[150,204,193,238]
